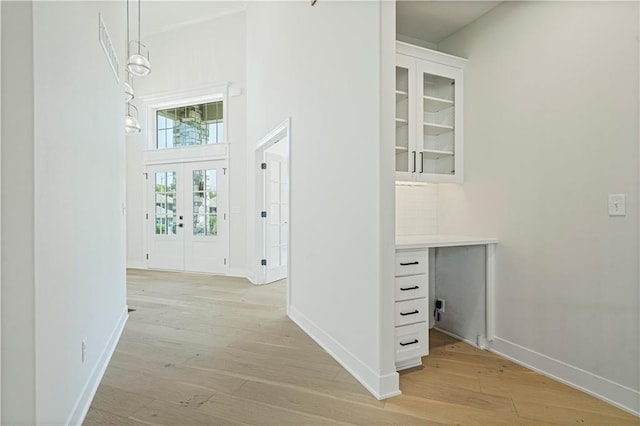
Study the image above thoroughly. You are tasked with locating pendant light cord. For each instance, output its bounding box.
[126,0,130,56]
[137,0,141,54]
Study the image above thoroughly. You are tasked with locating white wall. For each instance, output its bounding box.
[437,1,640,414]
[1,3,36,422]
[2,2,128,423]
[126,10,247,275]
[246,1,398,398]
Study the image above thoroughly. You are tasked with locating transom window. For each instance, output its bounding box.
[156,101,224,149]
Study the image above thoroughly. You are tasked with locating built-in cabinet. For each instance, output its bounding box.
[395,42,466,183]
[394,248,429,370]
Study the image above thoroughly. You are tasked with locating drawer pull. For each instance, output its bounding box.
[400,310,419,316]
[399,339,419,347]
[400,285,419,291]
[399,261,419,266]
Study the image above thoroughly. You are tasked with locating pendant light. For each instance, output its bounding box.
[125,103,142,134]
[127,0,151,77]
[124,72,135,102]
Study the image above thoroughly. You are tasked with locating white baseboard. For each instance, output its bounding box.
[227,268,256,283]
[288,306,400,400]
[66,308,129,425]
[126,261,146,269]
[491,336,640,417]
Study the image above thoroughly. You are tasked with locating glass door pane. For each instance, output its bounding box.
[396,64,410,173]
[192,169,217,236]
[154,171,177,235]
[421,71,455,175]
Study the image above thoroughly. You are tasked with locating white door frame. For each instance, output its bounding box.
[255,119,291,292]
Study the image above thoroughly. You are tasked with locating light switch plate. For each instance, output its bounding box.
[608,194,626,216]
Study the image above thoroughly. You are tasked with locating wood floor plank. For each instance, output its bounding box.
[399,378,515,413]
[129,399,245,426]
[84,270,639,426]
[512,399,640,425]
[231,379,446,426]
[89,384,154,418]
[100,366,218,409]
[197,392,348,426]
[83,408,146,425]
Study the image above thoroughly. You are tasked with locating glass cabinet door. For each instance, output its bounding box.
[395,55,415,181]
[418,62,463,183]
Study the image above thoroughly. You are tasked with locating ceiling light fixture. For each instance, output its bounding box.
[125,103,142,134]
[127,0,150,77]
[124,73,135,102]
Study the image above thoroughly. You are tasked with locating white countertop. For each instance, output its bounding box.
[396,235,498,249]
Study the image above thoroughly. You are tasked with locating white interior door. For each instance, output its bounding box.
[146,160,229,274]
[264,151,288,283]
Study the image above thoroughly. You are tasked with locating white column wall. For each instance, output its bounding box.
[246,1,398,398]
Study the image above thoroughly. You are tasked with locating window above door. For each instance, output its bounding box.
[156,101,224,149]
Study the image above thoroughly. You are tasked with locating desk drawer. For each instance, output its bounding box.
[395,299,427,326]
[395,250,428,277]
[395,322,428,362]
[394,275,427,301]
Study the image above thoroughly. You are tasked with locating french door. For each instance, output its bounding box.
[146,160,229,274]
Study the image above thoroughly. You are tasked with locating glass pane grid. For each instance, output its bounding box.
[156,101,224,149]
[192,169,218,236]
[154,172,177,235]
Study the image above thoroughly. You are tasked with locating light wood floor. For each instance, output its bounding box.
[85,270,639,425]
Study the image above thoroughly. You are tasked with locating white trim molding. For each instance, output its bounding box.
[289,306,400,400]
[491,336,640,417]
[67,308,129,425]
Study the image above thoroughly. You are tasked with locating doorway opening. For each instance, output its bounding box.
[255,119,290,286]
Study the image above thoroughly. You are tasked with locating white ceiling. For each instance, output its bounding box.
[136,1,498,43]
[139,1,247,37]
[397,1,501,44]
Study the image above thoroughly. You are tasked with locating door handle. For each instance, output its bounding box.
[412,151,416,173]
[399,339,419,347]
[179,215,183,220]
[419,152,424,173]
[400,310,419,316]
[400,261,419,266]
[178,223,184,228]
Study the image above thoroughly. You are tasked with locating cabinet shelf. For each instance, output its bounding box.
[423,122,454,136]
[396,90,409,102]
[422,149,454,159]
[396,118,409,128]
[424,95,453,112]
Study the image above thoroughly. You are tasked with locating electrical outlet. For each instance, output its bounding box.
[436,298,445,313]
[82,338,87,363]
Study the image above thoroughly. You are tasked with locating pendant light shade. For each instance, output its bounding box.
[126,0,151,77]
[124,78,134,102]
[125,103,141,134]
[127,42,151,77]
